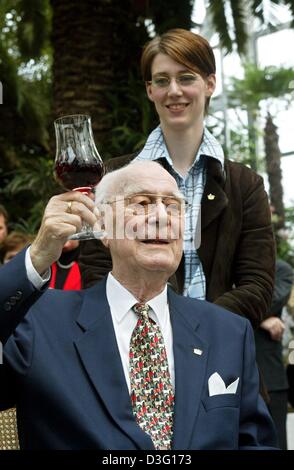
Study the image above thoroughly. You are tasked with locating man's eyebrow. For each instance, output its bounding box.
[125,191,185,199]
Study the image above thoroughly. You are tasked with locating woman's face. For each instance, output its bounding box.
[146,53,215,133]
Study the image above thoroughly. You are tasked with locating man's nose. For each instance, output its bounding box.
[146,202,169,239]
[147,201,168,223]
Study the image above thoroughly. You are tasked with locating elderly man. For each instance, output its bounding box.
[0,162,276,450]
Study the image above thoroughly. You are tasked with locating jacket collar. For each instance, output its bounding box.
[201,156,228,230]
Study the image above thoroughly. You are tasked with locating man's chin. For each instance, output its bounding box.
[139,254,177,274]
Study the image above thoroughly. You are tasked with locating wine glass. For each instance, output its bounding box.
[54,114,105,240]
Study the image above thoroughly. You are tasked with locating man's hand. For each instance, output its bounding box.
[30,192,97,275]
[260,316,285,341]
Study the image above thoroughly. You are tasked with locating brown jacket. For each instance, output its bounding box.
[79,153,275,328]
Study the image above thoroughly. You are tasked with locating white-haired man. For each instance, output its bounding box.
[0,162,276,450]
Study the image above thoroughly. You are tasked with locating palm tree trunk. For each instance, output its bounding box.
[50,0,147,149]
[50,0,117,145]
[264,112,285,229]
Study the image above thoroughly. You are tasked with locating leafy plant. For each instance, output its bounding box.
[102,73,157,159]
[203,0,294,55]
[2,155,60,232]
[228,65,294,108]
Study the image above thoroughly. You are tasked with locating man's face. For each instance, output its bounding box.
[0,214,8,244]
[103,166,184,282]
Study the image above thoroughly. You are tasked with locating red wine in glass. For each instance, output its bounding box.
[54,161,104,191]
[54,114,105,240]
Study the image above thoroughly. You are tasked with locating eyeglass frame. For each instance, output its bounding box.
[102,193,190,216]
[147,72,202,89]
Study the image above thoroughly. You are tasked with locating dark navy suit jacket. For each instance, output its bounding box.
[0,251,277,449]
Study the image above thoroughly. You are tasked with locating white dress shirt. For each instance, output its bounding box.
[106,273,175,393]
[25,246,51,289]
[25,248,175,393]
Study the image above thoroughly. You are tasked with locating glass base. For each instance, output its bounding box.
[68,230,105,241]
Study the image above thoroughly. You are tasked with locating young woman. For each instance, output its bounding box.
[79,28,275,328]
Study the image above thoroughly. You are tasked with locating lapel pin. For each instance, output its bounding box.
[207,193,215,200]
[193,348,203,356]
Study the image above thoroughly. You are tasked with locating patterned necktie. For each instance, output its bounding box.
[129,302,174,450]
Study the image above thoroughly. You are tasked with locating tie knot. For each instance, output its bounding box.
[133,303,150,319]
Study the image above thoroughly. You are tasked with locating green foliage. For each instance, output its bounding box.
[0,42,20,105]
[18,72,51,148]
[207,0,234,53]
[102,73,157,159]
[228,65,294,109]
[275,207,294,265]
[17,0,51,60]
[148,0,193,33]
[229,0,248,55]
[228,124,265,169]
[2,155,59,232]
[225,63,294,170]
[205,0,294,55]
[0,0,52,149]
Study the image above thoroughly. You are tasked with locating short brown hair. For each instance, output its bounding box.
[0,204,8,223]
[0,231,34,263]
[141,28,216,113]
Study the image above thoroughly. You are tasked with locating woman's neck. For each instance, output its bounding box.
[162,123,204,176]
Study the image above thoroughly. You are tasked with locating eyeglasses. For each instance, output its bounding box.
[148,73,200,89]
[104,193,189,216]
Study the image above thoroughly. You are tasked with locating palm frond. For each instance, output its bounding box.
[3,156,57,197]
[284,0,294,26]
[207,0,233,53]
[229,0,248,55]
[228,64,294,108]
[251,0,265,22]
[17,78,51,149]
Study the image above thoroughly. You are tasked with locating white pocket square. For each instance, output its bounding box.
[208,372,239,397]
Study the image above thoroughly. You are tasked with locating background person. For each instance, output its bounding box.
[0,162,276,449]
[79,28,275,329]
[0,229,33,451]
[0,204,8,245]
[49,239,81,290]
[255,258,294,449]
[0,231,33,264]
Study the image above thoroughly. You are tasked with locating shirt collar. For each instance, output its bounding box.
[135,125,224,170]
[106,272,168,329]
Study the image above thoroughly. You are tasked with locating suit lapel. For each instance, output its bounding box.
[201,157,228,230]
[168,289,208,450]
[74,279,154,450]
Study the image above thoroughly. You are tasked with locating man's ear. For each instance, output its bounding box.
[205,74,216,97]
[146,81,154,102]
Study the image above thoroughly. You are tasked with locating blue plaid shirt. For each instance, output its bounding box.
[134,126,224,300]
